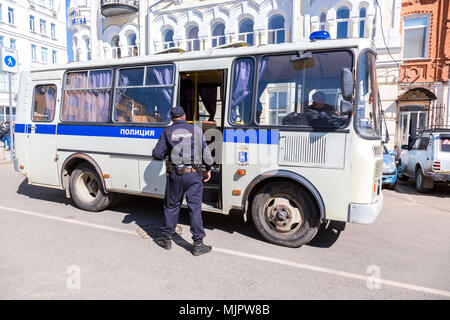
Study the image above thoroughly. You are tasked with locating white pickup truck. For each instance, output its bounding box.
[397,130,450,192]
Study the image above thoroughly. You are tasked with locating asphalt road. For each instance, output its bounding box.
[0,160,449,300]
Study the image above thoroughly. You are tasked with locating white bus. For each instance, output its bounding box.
[13,37,383,247]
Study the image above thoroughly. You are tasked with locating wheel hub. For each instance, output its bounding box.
[265,197,302,233]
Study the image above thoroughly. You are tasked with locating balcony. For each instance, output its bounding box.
[101,0,139,17]
[104,45,139,59]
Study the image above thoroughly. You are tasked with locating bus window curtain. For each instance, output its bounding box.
[231,58,254,124]
[198,85,217,121]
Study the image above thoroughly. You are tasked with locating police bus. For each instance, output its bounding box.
[13,34,383,247]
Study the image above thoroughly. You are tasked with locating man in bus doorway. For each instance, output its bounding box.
[152,106,214,256]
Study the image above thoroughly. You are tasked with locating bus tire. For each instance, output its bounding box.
[69,163,112,212]
[251,182,320,247]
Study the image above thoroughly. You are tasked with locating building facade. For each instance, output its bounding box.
[396,0,450,150]
[0,0,68,121]
[69,0,302,61]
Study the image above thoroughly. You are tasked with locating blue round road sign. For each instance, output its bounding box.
[4,55,16,67]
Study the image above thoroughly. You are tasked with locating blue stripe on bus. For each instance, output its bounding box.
[57,125,163,139]
[14,124,279,145]
[36,124,57,134]
[223,129,279,145]
[14,124,26,133]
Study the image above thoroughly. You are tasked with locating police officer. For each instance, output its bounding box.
[152,106,214,256]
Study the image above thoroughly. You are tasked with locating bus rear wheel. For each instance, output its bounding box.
[69,163,113,212]
[251,182,320,247]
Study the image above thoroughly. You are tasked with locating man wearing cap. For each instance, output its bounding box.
[152,106,214,256]
[306,91,338,118]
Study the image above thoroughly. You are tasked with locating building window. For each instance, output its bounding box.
[49,0,54,9]
[41,47,48,63]
[359,8,366,38]
[403,16,428,59]
[40,19,47,35]
[187,26,200,51]
[85,38,91,60]
[127,33,137,56]
[319,12,327,31]
[31,44,37,61]
[211,22,226,47]
[39,0,45,5]
[10,39,16,50]
[0,36,4,48]
[51,23,56,38]
[163,29,174,49]
[52,50,57,64]
[268,14,285,44]
[30,16,35,32]
[336,6,350,39]
[0,4,3,22]
[238,18,254,46]
[8,7,14,25]
[111,35,120,58]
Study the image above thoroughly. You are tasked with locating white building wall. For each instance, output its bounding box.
[0,0,68,121]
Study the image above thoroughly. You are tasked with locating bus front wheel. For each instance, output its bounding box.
[251,182,320,247]
[69,163,113,212]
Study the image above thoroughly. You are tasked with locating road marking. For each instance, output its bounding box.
[0,205,137,236]
[1,205,450,298]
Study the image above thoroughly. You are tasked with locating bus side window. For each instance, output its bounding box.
[229,57,255,125]
[32,84,57,122]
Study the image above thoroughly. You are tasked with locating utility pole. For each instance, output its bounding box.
[1,47,18,162]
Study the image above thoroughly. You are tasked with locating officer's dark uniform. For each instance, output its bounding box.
[152,106,214,255]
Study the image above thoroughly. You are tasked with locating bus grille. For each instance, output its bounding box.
[281,135,326,164]
[374,159,383,179]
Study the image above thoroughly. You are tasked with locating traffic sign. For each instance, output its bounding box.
[1,48,18,73]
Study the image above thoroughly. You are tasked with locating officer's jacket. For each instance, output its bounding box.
[152,120,214,171]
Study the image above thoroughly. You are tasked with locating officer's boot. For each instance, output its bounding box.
[157,235,172,250]
[192,239,212,256]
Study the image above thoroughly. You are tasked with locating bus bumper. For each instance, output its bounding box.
[348,194,383,224]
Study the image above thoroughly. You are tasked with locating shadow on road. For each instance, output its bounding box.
[16,177,341,249]
[387,180,450,198]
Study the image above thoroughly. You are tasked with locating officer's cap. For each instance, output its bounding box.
[171,106,185,119]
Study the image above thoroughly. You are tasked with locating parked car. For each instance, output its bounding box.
[397,129,450,192]
[382,145,397,189]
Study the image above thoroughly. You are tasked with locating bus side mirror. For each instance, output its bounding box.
[340,68,353,101]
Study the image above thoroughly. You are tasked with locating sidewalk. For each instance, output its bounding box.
[0,149,12,164]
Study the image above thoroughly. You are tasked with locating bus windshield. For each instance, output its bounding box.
[355,51,381,139]
[253,50,353,128]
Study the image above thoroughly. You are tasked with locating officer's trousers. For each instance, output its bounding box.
[161,171,206,241]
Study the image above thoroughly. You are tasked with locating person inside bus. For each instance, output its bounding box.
[305,91,338,120]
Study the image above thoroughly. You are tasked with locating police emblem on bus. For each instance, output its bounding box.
[237,146,248,166]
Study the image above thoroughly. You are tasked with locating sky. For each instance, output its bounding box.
[66,0,74,62]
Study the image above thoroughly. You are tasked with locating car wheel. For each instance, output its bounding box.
[415,169,433,193]
[70,163,114,212]
[251,182,320,247]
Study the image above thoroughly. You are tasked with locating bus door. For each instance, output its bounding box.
[26,80,61,186]
[178,69,227,209]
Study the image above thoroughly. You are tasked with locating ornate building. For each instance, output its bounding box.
[396,0,450,149]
